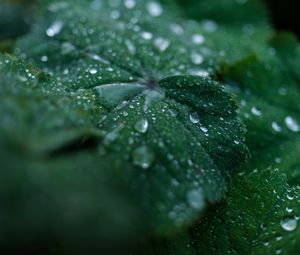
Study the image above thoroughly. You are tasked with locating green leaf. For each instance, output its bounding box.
[2,0,248,243]
[191,168,300,255]
[222,44,300,184]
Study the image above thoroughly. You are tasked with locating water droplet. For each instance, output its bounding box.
[200,126,208,133]
[89,68,98,74]
[125,39,136,54]
[280,216,297,231]
[61,42,75,55]
[285,116,300,132]
[234,140,240,145]
[189,112,200,124]
[132,145,155,169]
[154,37,170,52]
[170,23,184,35]
[110,10,120,19]
[251,106,262,116]
[147,2,163,17]
[187,189,204,210]
[124,0,135,9]
[287,194,294,200]
[135,118,149,133]
[202,20,218,33]
[286,207,293,213]
[192,34,205,45]
[46,20,64,37]
[41,55,48,62]
[191,52,204,65]
[141,31,153,40]
[272,122,282,132]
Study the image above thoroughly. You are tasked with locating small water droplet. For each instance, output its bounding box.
[89,68,97,74]
[141,31,153,40]
[189,112,200,124]
[200,126,208,133]
[110,10,120,19]
[191,52,204,65]
[272,122,282,132]
[154,37,170,52]
[192,34,205,44]
[280,216,297,231]
[147,2,163,17]
[202,20,218,33]
[187,189,204,210]
[170,23,184,35]
[285,116,300,132]
[251,106,262,116]
[41,55,48,62]
[135,118,149,133]
[132,145,155,169]
[124,0,135,9]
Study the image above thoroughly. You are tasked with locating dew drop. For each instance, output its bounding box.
[124,0,135,9]
[89,68,98,74]
[280,216,297,231]
[251,106,262,116]
[192,34,205,45]
[132,145,155,169]
[187,189,204,210]
[46,20,63,37]
[141,31,153,40]
[40,55,48,62]
[170,23,184,35]
[189,112,200,124]
[191,52,204,65]
[154,37,170,52]
[147,2,163,17]
[200,126,208,133]
[110,10,120,19]
[202,20,218,33]
[135,118,149,133]
[285,116,300,132]
[272,122,282,132]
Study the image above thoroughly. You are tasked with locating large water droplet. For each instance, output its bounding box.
[135,118,149,133]
[189,112,200,124]
[132,145,155,169]
[280,216,297,231]
[187,189,204,210]
[285,116,300,132]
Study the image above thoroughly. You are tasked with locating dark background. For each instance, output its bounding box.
[266,0,300,38]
